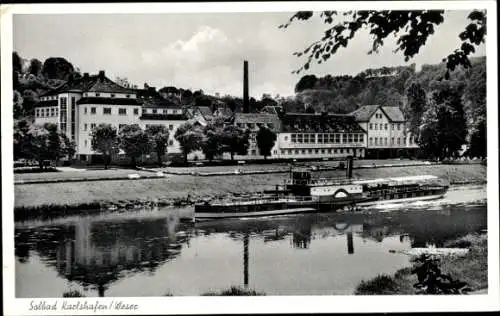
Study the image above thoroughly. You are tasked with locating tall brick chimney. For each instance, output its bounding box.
[243,60,249,113]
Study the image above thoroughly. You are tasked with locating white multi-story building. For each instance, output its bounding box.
[275,113,367,160]
[34,71,189,162]
[350,105,418,158]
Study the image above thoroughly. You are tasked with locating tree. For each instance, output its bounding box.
[14,120,32,160]
[118,124,152,168]
[468,118,486,158]
[295,74,318,92]
[28,58,43,76]
[404,82,428,135]
[90,124,119,169]
[256,126,277,160]
[280,10,486,76]
[222,125,250,160]
[418,85,467,159]
[145,125,170,166]
[24,125,51,170]
[41,57,75,80]
[201,122,225,161]
[174,122,204,164]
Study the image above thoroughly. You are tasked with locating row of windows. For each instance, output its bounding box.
[288,133,365,144]
[236,122,275,130]
[280,148,362,155]
[370,123,402,130]
[369,137,414,146]
[83,138,175,148]
[40,96,58,101]
[83,123,176,132]
[83,107,140,116]
[83,92,132,98]
[144,108,182,115]
[35,107,59,118]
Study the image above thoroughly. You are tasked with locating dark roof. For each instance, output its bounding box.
[139,113,187,121]
[87,78,136,94]
[76,97,142,106]
[281,113,366,133]
[234,113,282,132]
[41,73,135,96]
[234,113,280,124]
[350,105,406,122]
[142,97,181,108]
[35,100,58,108]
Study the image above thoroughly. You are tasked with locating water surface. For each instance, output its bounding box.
[15,185,487,297]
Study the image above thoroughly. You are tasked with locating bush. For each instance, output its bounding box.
[62,290,85,297]
[201,286,265,296]
[355,274,399,295]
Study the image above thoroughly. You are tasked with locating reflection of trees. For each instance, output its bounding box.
[15,216,191,297]
[359,206,487,246]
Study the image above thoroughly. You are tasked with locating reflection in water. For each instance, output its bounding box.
[15,202,487,297]
[243,234,249,288]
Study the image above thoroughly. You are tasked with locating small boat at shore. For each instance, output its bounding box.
[193,158,449,221]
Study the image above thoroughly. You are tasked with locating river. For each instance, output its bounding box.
[14,185,487,297]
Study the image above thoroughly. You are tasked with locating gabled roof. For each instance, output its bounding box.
[350,105,379,122]
[381,106,405,122]
[350,105,405,122]
[41,72,135,96]
[142,97,181,108]
[87,78,136,94]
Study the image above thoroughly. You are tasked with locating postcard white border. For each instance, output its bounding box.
[2,1,499,315]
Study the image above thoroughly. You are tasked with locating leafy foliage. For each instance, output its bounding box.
[174,122,204,164]
[14,122,75,169]
[280,10,486,76]
[201,120,225,161]
[118,124,152,168]
[222,125,250,160]
[90,124,119,169]
[418,85,467,159]
[256,126,277,159]
[411,254,471,294]
[145,125,170,166]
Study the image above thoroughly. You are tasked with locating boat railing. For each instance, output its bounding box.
[286,178,354,186]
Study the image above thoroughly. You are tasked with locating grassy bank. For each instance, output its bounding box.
[14,163,486,209]
[354,233,488,295]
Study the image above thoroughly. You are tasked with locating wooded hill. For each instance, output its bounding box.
[291,56,486,134]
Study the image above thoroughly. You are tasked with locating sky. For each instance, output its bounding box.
[13,10,486,98]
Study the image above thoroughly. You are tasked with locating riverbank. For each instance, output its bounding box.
[13,164,486,220]
[354,233,488,295]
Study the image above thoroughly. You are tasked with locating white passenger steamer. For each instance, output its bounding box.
[194,158,449,221]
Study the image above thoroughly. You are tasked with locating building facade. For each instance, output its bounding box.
[350,105,418,158]
[34,71,189,162]
[276,113,367,160]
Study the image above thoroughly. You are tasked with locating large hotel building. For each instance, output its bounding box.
[34,70,418,162]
